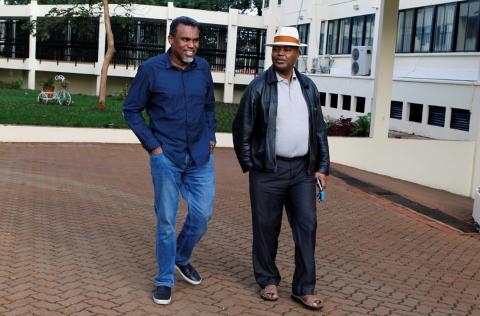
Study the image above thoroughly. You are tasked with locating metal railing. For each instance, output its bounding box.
[235,27,266,75]
[112,43,165,68]
[197,48,226,72]
[0,40,29,59]
[36,41,98,63]
[235,51,264,74]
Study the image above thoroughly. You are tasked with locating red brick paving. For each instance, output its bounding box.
[0,143,479,316]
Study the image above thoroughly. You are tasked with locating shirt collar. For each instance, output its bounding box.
[165,48,197,70]
[276,71,297,83]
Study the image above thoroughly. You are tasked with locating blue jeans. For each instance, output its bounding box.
[149,152,215,288]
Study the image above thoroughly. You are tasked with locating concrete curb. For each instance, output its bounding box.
[0,125,234,148]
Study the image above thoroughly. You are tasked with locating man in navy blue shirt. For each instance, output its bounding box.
[123,16,216,305]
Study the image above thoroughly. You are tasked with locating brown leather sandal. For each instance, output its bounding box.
[260,284,279,301]
[291,293,323,310]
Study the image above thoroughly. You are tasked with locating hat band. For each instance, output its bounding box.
[273,35,300,45]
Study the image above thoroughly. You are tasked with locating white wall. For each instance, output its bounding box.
[0,124,474,197]
[329,137,476,197]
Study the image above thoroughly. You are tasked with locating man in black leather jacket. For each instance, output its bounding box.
[232,26,330,311]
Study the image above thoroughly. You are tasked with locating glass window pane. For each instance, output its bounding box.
[422,7,434,52]
[319,21,326,54]
[296,23,310,55]
[338,18,351,54]
[465,0,480,51]
[414,8,425,52]
[403,10,414,52]
[434,6,445,51]
[364,14,375,46]
[352,16,364,47]
[396,11,405,52]
[327,20,339,54]
[414,7,434,52]
[456,3,468,51]
[434,3,456,52]
[456,1,480,52]
[443,4,456,51]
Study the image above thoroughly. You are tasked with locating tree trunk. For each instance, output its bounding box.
[98,0,115,111]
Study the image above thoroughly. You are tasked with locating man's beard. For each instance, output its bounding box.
[182,57,194,63]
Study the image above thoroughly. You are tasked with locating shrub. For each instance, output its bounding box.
[116,83,129,101]
[350,113,371,137]
[325,113,371,137]
[0,79,23,89]
[324,116,335,135]
[328,116,355,136]
[40,78,55,90]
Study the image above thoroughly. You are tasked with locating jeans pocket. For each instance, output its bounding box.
[149,152,164,158]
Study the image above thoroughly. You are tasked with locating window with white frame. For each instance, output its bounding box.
[326,20,339,54]
[413,6,434,53]
[296,24,309,55]
[319,21,326,54]
[396,9,415,53]
[396,0,480,53]
[433,3,456,52]
[450,108,471,131]
[390,101,403,119]
[456,0,480,52]
[325,14,375,55]
[351,16,364,47]
[428,106,446,127]
[338,18,351,54]
[364,14,375,46]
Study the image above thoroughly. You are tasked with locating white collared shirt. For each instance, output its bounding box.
[275,71,310,158]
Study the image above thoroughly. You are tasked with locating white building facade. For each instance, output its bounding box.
[262,0,480,142]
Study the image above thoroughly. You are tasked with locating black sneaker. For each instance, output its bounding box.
[175,263,202,285]
[152,286,171,305]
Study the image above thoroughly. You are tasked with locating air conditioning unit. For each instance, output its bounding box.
[296,56,308,73]
[351,46,372,76]
[473,187,480,232]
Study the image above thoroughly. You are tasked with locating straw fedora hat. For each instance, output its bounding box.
[266,26,307,47]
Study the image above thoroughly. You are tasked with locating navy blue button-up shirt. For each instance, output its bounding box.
[123,51,216,168]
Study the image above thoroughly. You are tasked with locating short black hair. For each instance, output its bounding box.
[169,16,200,37]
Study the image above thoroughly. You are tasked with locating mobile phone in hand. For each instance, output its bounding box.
[316,178,325,202]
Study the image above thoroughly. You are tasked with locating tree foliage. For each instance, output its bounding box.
[4,0,263,15]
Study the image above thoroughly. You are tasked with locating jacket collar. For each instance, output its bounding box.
[265,65,308,89]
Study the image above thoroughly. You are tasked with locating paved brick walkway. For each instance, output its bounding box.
[1,143,479,316]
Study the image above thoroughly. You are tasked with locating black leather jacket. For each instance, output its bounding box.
[232,66,330,175]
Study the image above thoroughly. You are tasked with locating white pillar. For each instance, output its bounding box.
[165,2,174,51]
[27,0,38,90]
[401,101,407,121]
[471,88,480,197]
[306,1,318,73]
[421,103,429,125]
[223,9,238,104]
[444,107,452,128]
[369,0,399,140]
[96,14,106,96]
[262,3,279,71]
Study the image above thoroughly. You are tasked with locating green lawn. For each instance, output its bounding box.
[0,89,238,132]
